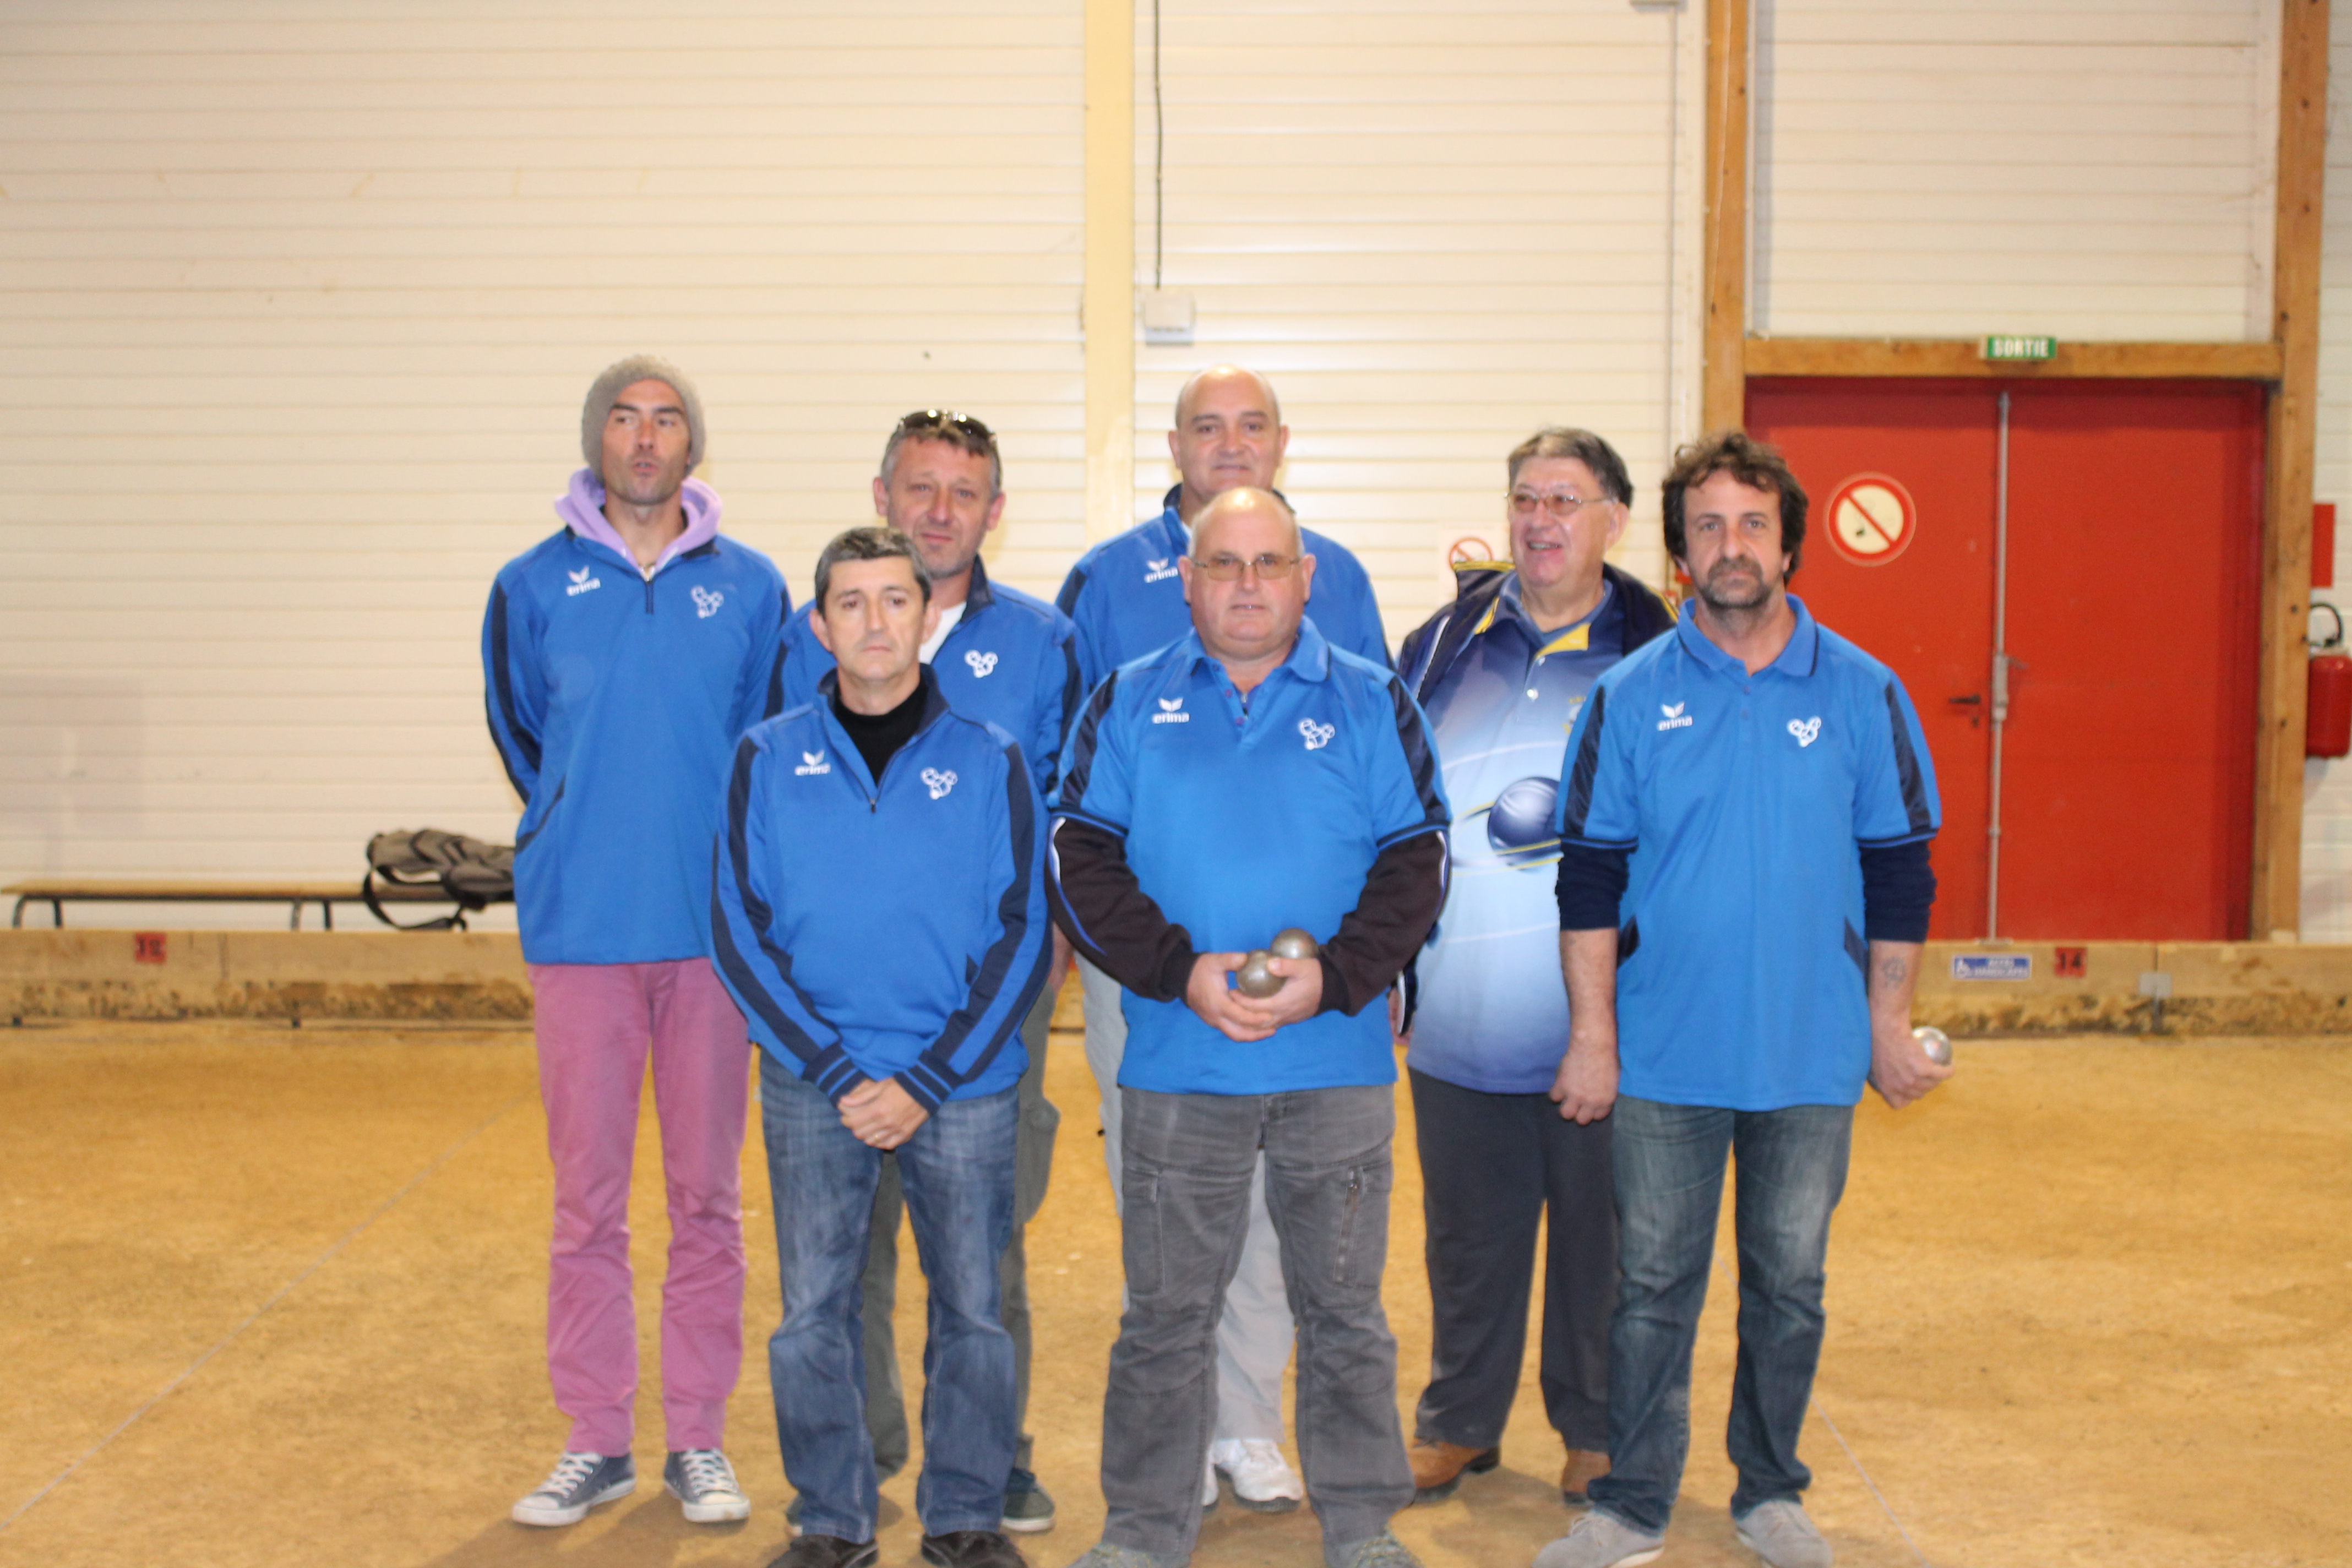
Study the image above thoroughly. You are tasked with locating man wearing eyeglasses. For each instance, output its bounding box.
[777,409,1082,1535]
[1053,366,1390,1512]
[1389,429,1673,1514]
[1049,486,1447,1568]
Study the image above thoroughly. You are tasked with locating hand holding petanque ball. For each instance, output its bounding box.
[1914,1024,1953,1066]
[1234,928,1320,998]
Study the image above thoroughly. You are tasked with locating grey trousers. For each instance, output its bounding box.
[1101,1085,1414,1565]
[1080,956,1294,1445]
[861,982,1060,1478]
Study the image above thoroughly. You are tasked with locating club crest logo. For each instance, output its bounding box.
[1152,697,1190,725]
[1658,701,1692,732]
[793,750,831,776]
[1299,719,1336,751]
[1788,716,1822,748]
[565,565,602,597]
[1144,557,1181,584]
[922,767,958,800]
[964,649,999,678]
[691,585,724,619]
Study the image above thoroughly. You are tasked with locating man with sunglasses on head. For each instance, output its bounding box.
[1389,429,1673,1515]
[777,410,1082,1536]
[1052,366,1389,1513]
[1050,486,1447,1568]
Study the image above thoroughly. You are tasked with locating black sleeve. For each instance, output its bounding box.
[1046,819,1197,1001]
[1314,830,1448,1017]
[1556,843,1631,930]
[1860,838,1936,943]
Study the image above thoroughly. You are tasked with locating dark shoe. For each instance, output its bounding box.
[921,1528,1030,1567]
[1407,1439,1499,1502]
[1559,1449,1611,1506]
[1000,1466,1056,1533]
[767,1534,879,1568]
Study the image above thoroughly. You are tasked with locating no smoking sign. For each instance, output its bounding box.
[1825,473,1918,567]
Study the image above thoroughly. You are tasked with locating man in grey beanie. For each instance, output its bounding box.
[487,356,791,1532]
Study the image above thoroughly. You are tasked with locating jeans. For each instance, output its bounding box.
[859,983,1059,1478]
[1408,1068,1616,1452]
[528,958,749,1455]
[1587,1096,1853,1535]
[758,1053,1019,1542]
[1101,1085,1414,1565]
[1080,956,1295,1444]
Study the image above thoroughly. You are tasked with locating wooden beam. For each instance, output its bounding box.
[1744,337,2284,382]
[1081,0,1135,544]
[1700,0,1749,432]
[2251,0,2329,939]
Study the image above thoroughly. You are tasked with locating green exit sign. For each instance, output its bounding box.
[1983,335,2057,361]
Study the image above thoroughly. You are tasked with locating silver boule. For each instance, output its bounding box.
[1913,1024,1953,1066]
[1236,950,1282,998]
[1269,928,1320,961]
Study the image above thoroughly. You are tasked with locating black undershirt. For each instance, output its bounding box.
[831,676,927,783]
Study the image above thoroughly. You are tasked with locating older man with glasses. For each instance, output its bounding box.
[1050,486,1447,1568]
[1390,428,1674,1513]
[778,409,1083,1535]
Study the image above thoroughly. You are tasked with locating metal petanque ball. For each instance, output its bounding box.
[1269,928,1320,961]
[1235,950,1282,998]
[1913,1025,1953,1066]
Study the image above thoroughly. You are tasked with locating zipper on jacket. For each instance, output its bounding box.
[643,575,656,614]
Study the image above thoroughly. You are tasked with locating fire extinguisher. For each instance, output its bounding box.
[2310,602,2352,758]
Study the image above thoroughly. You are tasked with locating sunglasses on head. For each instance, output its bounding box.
[896,409,995,443]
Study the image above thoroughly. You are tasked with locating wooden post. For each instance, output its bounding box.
[1700,0,1749,434]
[1082,0,1135,543]
[2251,0,2329,939]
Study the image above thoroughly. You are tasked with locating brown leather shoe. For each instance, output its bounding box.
[1408,1439,1499,1501]
[1558,1449,1610,1505]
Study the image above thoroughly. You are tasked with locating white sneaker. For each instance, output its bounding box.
[512,1451,635,1527]
[664,1448,750,1524]
[1209,1438,1304,1513]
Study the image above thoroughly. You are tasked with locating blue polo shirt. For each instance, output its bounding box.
[1556,596,1939,1110]
[1052,618,1450,1095]
[1054,486,1391,692]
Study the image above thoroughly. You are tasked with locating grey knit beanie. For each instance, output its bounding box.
[581,354,705,473]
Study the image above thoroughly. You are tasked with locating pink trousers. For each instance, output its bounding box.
[529,957,750,1455]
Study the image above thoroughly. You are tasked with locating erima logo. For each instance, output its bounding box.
[1299,719,1335,751]
[1152,698,1190,725]
[1788,716,1822,748]
[1144,558,1180,584]
[922,767,958,800]
[793,750,830,776]
[1658,702,1693,732]
[964,649,999,678]
[565,566,602,597]
[692,585,725,619]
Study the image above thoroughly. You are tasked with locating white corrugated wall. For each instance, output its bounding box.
[1126,0,1701,644]
[0,2,1084,921]
[1756,0,2276,341]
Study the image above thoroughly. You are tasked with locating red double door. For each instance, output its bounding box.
[1746,378,2264,940]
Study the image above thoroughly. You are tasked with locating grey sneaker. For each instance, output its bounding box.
[1533,1509,1666,1568]
[1327,1528,1423,1567]
[1733,1499,1832,1568]
[512,1451,635,1527]
[664,1447,750,1523]
[1001,1466,1056,1533]
[1065,1545,1171,1568]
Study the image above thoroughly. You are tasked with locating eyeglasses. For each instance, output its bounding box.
[896,409,995,444]
[1191,552,1302,581]
[1509,489,1608,519]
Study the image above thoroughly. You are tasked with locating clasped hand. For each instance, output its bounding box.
[1186,951,1323,1042]
[839,1077,929,1150]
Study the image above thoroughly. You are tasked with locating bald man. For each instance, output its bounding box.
[1052,368,1390,1511]
[1050,488,1446,1568]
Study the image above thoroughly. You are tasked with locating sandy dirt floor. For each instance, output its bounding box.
[2,1003,2348,1567]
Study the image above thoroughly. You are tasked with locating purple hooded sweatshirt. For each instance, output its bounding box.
[556,467,723,572]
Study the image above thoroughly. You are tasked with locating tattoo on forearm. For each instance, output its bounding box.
[1879,956,1908,986]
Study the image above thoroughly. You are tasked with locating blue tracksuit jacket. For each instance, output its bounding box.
[1054,485,1390,692]
[710,671,1050,1109]
[483,526,790,965]
[780,555,1084,797]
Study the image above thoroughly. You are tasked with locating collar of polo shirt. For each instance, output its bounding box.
[1677,594,1822,680]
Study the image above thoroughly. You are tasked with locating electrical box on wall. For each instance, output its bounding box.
[1141,291,1195,346]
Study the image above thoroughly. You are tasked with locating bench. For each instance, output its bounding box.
[6,878,470,931]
